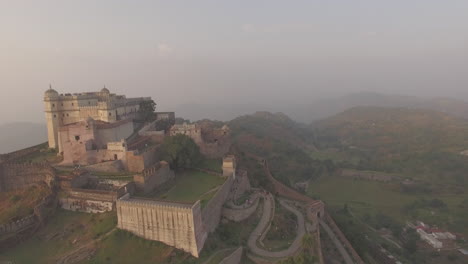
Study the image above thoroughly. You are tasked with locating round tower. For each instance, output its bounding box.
[44,86,60,149]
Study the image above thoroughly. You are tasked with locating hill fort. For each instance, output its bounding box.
[0,87,364,264]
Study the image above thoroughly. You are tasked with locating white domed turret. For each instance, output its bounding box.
[44,85,59,98]
[101,86,110,94]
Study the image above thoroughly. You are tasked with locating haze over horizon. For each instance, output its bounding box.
[1,0,468,124]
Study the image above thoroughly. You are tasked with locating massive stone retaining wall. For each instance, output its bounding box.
[201,174,234,233]
[116,195,207,257]
[0,162,55,192]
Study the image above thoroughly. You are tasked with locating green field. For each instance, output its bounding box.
[307,176,468,236]
[159,170,226,203]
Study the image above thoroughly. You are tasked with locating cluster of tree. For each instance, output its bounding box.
[138,100,156,122]
[160,134,202,169]
[402,198,448,215]
[153,119,173,132]
[228,112,337,189]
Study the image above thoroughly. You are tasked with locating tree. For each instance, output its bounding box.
[138,100,156,122]
[402,229,419,254]
[161,134,202,169]
[302,234,315,250]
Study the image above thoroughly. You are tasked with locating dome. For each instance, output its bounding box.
[101,87,110,94]
[44,86,59,97]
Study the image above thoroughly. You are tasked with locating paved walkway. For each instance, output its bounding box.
[319,220,354,264]
[247,194,306,259]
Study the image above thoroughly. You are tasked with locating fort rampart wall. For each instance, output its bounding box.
[263,159,363,264]
[116,195,207,257]
[0,143,47,163]
[0,162,55,192]
[201,174,234,233]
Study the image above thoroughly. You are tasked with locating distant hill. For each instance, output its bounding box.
[175,92,468,124]
[290,92,468,123]
[228,112,331,186]
[312,106,468,155]
[0,122,47,154]
[311,106,468,187]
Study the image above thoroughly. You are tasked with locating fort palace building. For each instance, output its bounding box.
[43,86,151,152]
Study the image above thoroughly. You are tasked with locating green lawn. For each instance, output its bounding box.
[0,210,116,264]
[199,158,223,173]
[159,170,226,203]
[307,176,468,236]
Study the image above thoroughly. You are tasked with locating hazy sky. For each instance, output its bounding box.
[1,0,468,123]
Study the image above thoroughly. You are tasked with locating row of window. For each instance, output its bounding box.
[53,112,112,118]
[53,113,70,118]
[51,101,94,108]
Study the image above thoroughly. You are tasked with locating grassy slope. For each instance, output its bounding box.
[0,184,51,224]
[0,210,116,264]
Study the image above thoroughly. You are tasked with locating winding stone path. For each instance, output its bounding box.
[247,194,306,259]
